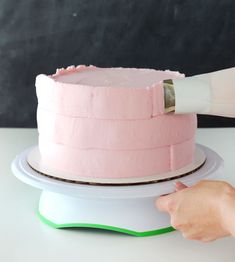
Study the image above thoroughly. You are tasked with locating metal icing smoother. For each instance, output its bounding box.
[163,79,175,113]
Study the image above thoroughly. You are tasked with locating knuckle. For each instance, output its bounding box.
[167,200,176,213]
[182,233,203,241]
[197,180,206,187]
[182,233,195,240]
[221,181,234,193]
[171,217,182,229]
[201,237,216,243]
[182,233,216,243]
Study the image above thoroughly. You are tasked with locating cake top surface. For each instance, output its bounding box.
[50,65,183,88]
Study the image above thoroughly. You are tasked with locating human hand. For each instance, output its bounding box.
[156,180,235,242]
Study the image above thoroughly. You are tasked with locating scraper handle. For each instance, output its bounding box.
[164,67,235,117]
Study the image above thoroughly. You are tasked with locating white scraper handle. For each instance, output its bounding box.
[164,67,235,117]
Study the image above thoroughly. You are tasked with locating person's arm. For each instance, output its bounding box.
[164,67,235,117]
[156,180,235,242]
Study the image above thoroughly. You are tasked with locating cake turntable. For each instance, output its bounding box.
[11,144,223,237]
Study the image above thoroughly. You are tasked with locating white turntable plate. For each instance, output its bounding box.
[12,144,222,234]
[26,145,206,185]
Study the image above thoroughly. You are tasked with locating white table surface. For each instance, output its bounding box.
[1,127,235,262]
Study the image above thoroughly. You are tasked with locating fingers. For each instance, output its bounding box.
[182,232,217,243]
[156,194,174,213]
[175,181,188,192]
[156,181,187,213]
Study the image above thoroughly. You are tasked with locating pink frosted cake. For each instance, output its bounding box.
[35,65,197,180]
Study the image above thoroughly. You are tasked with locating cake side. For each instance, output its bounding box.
[38,137,195,179]
[36,65,196,179]
[36,65,184,120]
[37,109,196,150]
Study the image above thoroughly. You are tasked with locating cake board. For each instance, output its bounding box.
[11,144,223,237]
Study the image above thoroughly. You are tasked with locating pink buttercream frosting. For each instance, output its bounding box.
[35,65,196,179]
[36,65,183,119]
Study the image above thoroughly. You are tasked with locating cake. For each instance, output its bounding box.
[35,65,197,180]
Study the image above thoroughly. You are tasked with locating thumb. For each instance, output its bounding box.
[174,181,188,192]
